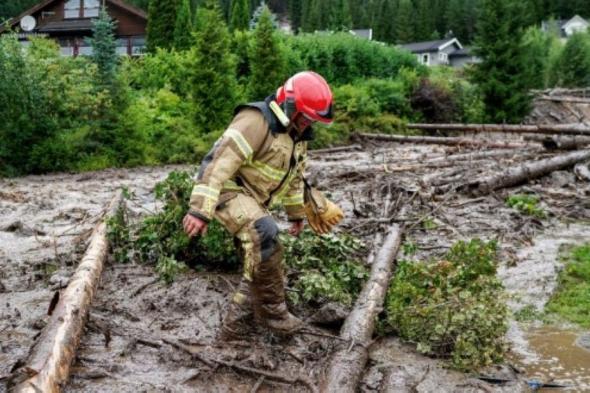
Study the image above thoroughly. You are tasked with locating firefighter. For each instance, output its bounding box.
[182,71,344,340]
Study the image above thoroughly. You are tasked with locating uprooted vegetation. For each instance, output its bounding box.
[383,239,509,371]
[108,170,369,305]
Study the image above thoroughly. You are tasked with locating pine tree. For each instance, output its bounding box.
[147,0,178,52]
[396,0,414,43]
[191,0,238,132]
[374,0,397,43]
[289,0,303,32]
[250,1,278,29]
[248,5,287,100]
[230,0,250,31]
[329,0,352,31]
[471,0,530,123]
[90,7,118,87]
[174,0,193,50]
[555,32,590,87]
[415,0,436,41]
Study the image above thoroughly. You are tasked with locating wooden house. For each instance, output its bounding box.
[0,0,147,56]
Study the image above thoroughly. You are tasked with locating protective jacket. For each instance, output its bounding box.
[189,99,311,223]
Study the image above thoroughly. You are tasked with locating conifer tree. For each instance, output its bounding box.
[90,7,117,87]
[174,0,193,50]
[396,0,414,43]
[248,5,287,100]
[289,0,303,32]
[250,1,278,29]
[230,0,250,31]
[555,32,590,87]
[329,0,352,31]
[471,0,530,123]
[374,0,397,43]
[190,0,238,132]
[147,0,178,52]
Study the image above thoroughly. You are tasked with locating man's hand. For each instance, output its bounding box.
[288,220,304,237]
[183,214,208,237]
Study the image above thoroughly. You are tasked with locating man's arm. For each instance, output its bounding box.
[184,109,267,236]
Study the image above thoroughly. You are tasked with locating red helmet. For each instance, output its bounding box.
[276,71,334,125]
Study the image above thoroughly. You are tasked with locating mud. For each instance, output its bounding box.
[2,135,590,392]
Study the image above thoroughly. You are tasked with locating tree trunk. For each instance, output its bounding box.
[537,95,590,104]
[460,150,590,196]
[309,144,363,155]
[11,191,124,393]
[523,135,590,150]
[358,133,527,149]
[406,123,590,137]
[321,225,403,393]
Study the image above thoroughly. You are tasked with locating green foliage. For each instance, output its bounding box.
[250,0,278,30]
[384,239,508,371]
[191,0,239,132]
[546,244,590,327]
[471,0,531,123]
[554,32,590,88]
[285,32,424,86]
[230,0,250,31]
[147,0,178,52]
[514,304,543,322]
[506,194,546,218]
[90,7,118,88]
[107,170,368,300]
[282,230,368,305]
[247,5,288,100]
[174,0,193,50]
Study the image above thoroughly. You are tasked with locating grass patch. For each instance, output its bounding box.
[545,244,590,327]
[506,194,546,218]
[383,239,508,372]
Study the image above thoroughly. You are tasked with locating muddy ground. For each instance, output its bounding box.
[2,135,590,392]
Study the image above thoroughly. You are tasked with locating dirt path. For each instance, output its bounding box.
[2,138,590,392]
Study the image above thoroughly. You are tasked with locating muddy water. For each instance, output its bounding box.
[501,223,590,392]
[510,327,590,392]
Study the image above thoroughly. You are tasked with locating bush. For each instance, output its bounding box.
[384,239,508,371]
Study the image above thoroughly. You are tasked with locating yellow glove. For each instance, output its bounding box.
[304,187,344,235]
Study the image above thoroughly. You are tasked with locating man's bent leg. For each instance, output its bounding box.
[248,216,303,335]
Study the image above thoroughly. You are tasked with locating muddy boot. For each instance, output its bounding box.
[218,279,254,341]
[252,244,303,335]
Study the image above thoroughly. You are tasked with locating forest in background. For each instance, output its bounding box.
[2,0,590,177]
[3,0,590,44]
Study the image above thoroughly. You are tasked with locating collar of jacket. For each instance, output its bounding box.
[233,95,314,142]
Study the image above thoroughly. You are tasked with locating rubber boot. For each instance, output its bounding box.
[252,243,303,335]
[218,278,254,341]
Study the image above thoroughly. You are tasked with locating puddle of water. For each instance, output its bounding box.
[509,327,590,392]
[502,222,590,392]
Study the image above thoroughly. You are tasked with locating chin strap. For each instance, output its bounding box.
[269,100,291,128]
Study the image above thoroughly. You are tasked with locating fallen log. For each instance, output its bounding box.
[321,225,403,393]
[523,135,590,150]
[537,95,590,104]
[407,123,590,137]
[358,133,527,149]
[460,150,590,196]
[309,144,363,155]
[11,191,124,393]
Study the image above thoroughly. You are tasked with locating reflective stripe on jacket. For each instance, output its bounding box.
[189,107,307,222]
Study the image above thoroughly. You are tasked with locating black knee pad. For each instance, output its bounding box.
[254,216,280,262]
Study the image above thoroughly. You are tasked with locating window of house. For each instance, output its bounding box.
[64,0,80,18]
[422,53,430,65]
[438,52,448,64]
[84,0,100,17]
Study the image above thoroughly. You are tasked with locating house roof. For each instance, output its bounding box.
[0,0,146,33]
[400,38,463,54]
[542,15,590,37]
